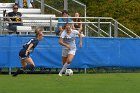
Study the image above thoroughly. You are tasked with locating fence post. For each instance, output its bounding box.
[64,0,68,11]
[8,67,11,75]
[41,0,44,14]
[114,21,118,37]
[50,17,52,34]
[86,26,88,37]
[109,23,112,37]
[98,18,101,37]
[84,5,87,36]
[0,17,2,35]
[84,68,87,74]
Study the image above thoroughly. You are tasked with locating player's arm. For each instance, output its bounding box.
[20,13,23,23]
[71,21,75,29]
[6,13,12,22]
[59,37,70,49]
[78,33,82,48]
[58,26,64,34]
[25,43,34,55]
[58,18,64,34]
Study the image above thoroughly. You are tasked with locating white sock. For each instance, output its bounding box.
[59,63,70,74]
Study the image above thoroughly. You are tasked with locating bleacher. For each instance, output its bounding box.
[0,3,58,35]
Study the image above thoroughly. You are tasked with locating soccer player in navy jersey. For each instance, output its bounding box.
[13,27,44,76]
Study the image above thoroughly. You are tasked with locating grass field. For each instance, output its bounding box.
[0,73,140,93]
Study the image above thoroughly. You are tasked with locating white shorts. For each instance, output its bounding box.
[62,48,76,57]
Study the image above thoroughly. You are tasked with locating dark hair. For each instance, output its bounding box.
[13,5,18,8]
[64,23,71,29]
[73,12,81,22]
[73,18,81,22]
[65,22,70,26]
[73,12,82,28]
[62,10,68,15]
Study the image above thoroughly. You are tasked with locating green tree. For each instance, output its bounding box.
[79,0,140,35]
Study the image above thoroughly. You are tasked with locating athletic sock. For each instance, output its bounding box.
[25,64,35,73]
[12,69,24,76]
[59,63,70,74]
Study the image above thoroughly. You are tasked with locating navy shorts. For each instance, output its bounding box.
[19,49,30,60]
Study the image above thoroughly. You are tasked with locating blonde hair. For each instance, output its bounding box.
[35,27,44,37]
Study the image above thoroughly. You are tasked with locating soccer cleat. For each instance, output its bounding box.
[12,69,24,77]
[12,71,19,77]
[58,73,62,77]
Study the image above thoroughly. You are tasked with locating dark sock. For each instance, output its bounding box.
[13,69,24,77]
[26,64,35,72]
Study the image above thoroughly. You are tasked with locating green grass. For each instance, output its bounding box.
[0,73,140,93]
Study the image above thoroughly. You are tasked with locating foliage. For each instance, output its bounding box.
[78,0,140,35]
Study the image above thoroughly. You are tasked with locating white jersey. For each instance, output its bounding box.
[60,29,79,49]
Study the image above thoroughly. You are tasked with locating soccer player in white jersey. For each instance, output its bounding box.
[58,23,82,76]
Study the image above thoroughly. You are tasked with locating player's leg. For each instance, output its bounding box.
[63,49,76,72]
[62,56,67,65]
[12,59,26,76]
[13,57,35,77]
[59,51,75,76]
[59,56,68,76]
[58,49,76,76]
[13,49,30,76]
[63,54,74,72]
[24,57,35,70]
[19,49,35,70]
[58,55,74,76]
[66,54,74,64]
[62,49,68,64]
[67,49,76,64]
[59,49,69,76]
[21,59,27,70]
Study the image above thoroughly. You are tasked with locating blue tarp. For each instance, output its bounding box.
[0,36,140,68]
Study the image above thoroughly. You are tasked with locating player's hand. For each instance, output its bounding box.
[25,50,29,56]
[66,45,71,50]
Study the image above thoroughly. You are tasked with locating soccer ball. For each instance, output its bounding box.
[65,69,73,76]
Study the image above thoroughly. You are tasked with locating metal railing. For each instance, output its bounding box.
[33,0,140,38]
[86,17,140,38]
[35,0,87,34]
[35,0,61,14]
[35,0,86,17]
[0,16,139,38]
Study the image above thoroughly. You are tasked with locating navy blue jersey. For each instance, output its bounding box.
[22,38,39,53]
[7,12,22,26]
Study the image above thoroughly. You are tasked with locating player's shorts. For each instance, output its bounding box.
[62,48,76,57]
[19,49,30,60]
